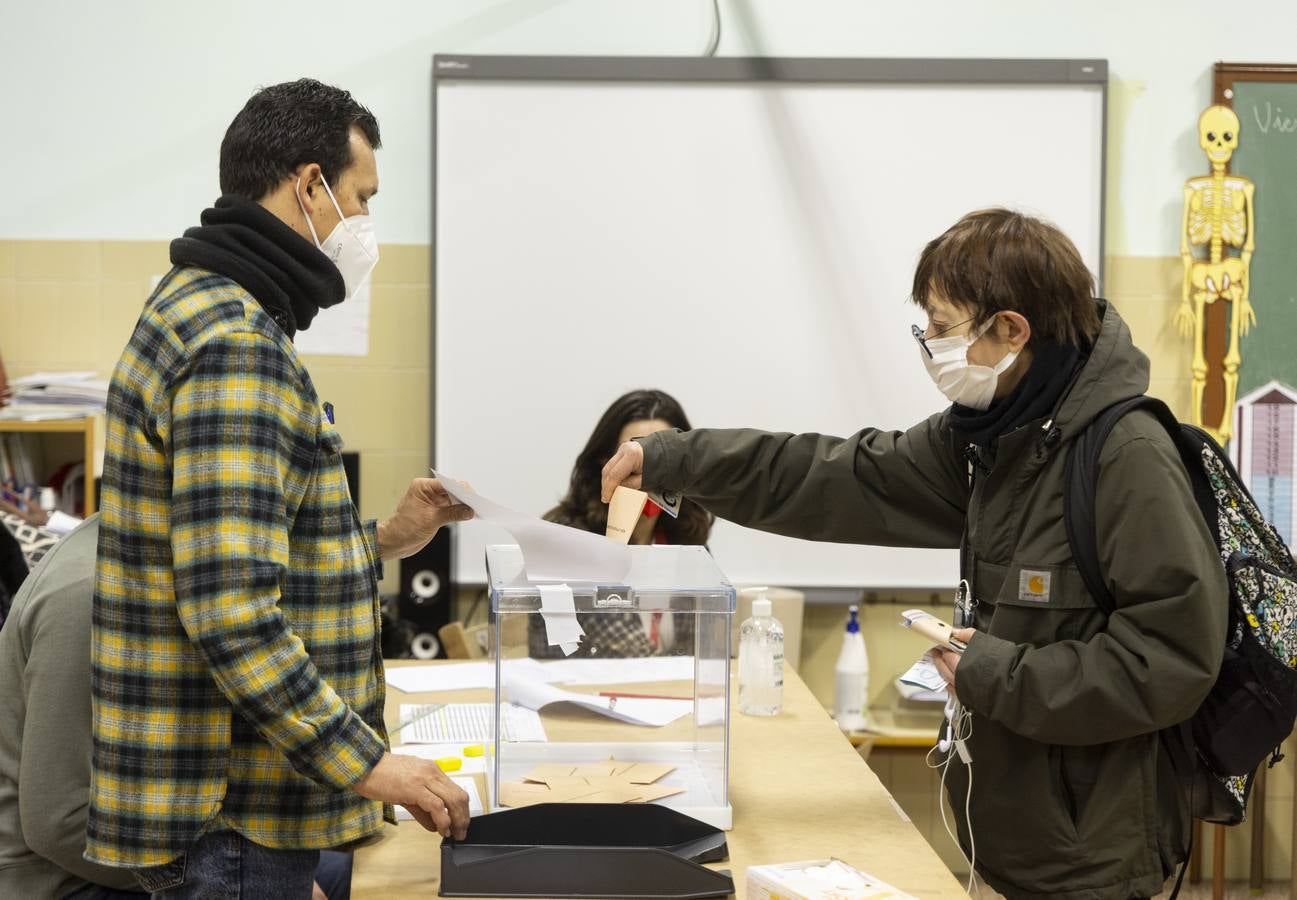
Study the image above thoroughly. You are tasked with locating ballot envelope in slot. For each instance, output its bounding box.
[486,543,735,830]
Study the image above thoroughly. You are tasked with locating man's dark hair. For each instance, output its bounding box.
[219,78,381,200]
[911,208,1100,349]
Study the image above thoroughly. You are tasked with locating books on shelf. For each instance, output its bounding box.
[0,432,40,488]
[0,431,87,517]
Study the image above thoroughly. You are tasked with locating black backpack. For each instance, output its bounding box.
[1064,395,1297,827]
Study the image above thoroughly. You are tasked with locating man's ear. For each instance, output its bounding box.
[998,310,1032,351]
[295,163,324,214]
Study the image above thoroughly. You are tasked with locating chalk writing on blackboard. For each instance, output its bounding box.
[1249,101,1297,135]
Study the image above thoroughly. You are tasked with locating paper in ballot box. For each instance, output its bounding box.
[746,858,916,900]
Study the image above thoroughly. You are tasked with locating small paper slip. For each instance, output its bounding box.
[395,776,485,820]
[399,703,548,743]
[898,656,948,693]
[539,583,583,656]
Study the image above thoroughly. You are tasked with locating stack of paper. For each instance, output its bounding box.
[499,759,684,808]
[747,859,916,900]
[1,371,108,420]
[399,703,548,743]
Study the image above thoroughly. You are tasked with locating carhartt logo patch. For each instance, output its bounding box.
[1019,570,1051,603]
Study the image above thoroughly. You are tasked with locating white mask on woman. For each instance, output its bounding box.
[297,174,379,300]
[920,316,1020,411]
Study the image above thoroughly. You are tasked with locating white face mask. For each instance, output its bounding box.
[297,174,379,300]
[920,316,1021,411]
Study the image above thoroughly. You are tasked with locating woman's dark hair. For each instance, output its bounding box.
[911,208,1101,348]
[546,389,713,546]
[219,78,381,201]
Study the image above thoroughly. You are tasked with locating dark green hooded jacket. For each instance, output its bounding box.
[638,303,1226,899]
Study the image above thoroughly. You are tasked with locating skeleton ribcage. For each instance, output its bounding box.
[1188,185,1247,247]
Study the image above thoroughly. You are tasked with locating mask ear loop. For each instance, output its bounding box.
[315,172,347,221]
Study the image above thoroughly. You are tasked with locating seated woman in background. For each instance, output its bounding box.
[529,389,713,658]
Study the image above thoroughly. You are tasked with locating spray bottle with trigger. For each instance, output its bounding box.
[834,605,869,731]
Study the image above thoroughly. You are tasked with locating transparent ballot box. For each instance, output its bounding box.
[486,543,736,829]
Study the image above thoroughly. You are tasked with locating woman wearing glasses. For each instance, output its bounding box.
[600,208,1224,900]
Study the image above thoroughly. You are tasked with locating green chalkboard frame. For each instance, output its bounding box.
[1202,63,1297,433]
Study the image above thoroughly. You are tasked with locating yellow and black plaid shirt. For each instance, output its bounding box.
[88,267,392,868]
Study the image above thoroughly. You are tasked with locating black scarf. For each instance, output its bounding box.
[948,341,1081,450]
[169,195,343,338]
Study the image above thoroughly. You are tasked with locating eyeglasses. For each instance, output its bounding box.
[911,316,975,359]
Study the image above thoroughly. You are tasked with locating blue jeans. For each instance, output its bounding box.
[63,845,353,900]
[129,830,329,899]
[314,851,353,900]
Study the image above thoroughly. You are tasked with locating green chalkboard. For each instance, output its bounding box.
[1230,81,1297,399]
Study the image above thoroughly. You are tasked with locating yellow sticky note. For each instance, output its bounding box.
[436,756,462,773]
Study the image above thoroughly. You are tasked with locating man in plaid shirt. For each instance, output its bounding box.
[88,79,470,896]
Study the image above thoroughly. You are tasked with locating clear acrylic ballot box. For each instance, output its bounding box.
[486,543,736,829]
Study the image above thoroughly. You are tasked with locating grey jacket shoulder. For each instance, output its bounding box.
[12,517,99,636]
[0,515,137,895]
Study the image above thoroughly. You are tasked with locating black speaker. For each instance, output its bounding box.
[397,528,453,659]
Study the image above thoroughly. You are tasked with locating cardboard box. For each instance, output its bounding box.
[746,858,915,900]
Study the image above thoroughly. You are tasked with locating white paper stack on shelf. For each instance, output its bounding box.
[1,371,109,420]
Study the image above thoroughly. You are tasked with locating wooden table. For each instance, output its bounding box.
[354,661,966,898]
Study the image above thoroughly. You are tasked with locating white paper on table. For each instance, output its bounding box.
[399,703,548,743]
[386,661,495,693]
[394,775,485,819]
[385,659,563,694]
[434,472,631,583]
[505,675,693,727]
[294,280,370,356]
[696,696,727,727]
[539,655,697,686]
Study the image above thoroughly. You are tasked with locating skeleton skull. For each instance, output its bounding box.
[1198,105,1240,165]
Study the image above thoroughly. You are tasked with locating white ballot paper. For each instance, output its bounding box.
[435,471,631,583]
[896,654,949,703]
[539,583,583,656]
[505,675,694,727]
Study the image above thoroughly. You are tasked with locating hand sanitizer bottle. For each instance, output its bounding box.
[738,587,784,716]
[834,605,868,731]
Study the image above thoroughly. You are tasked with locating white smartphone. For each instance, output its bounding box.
[900,608,966,654]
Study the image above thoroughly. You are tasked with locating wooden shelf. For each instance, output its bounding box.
[0,414,98,514]
[0,417,95,433]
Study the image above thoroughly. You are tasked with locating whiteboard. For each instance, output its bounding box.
[434,57,1106,587]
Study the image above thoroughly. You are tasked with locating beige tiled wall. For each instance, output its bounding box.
[0,239,433,595]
